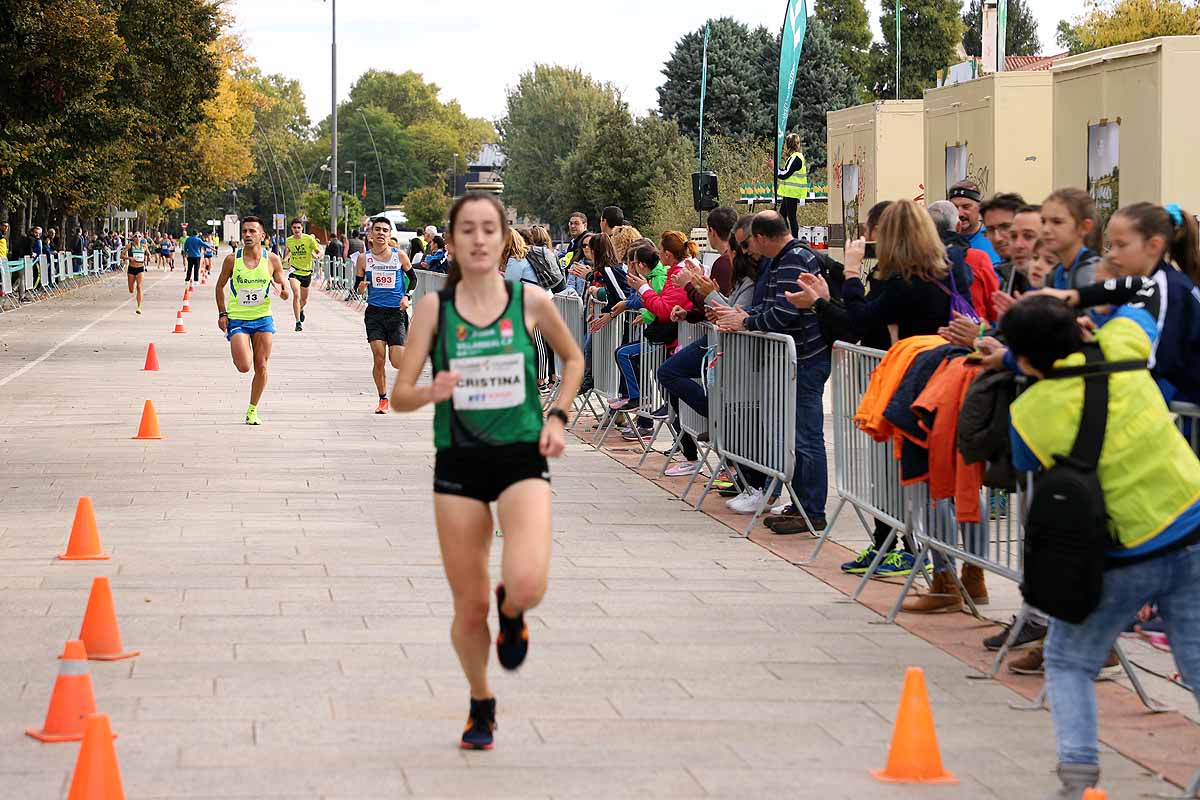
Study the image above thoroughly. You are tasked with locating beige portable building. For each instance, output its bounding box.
[826,100,925,256]
[922,71,1053,207]
[1052,36,1200,216]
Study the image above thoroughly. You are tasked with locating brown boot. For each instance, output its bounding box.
[961,564,989,605]
[901,570,964,614]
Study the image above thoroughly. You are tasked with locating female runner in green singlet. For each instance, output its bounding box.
[390,193,583,750]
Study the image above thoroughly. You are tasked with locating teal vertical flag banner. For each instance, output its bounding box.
[699,22,710,169]
[776,0,808,165]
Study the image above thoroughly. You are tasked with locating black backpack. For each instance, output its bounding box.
[525,247,567,294]
[1020,344,1146,624]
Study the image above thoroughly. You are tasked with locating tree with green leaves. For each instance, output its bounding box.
[868,0,964,99]
[300,188,363,237]
[962,0,1041,57]
[657,17,775,144]
[402,186,451,230]
[498,65,621,223]
[817,0,873,96]
[1056,0,1200,56]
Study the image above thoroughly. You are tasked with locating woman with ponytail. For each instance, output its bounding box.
[1103,202,1200,403]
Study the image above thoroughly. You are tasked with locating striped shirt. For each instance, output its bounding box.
[743,239,826,361]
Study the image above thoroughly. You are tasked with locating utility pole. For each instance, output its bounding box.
[895,1,901,100]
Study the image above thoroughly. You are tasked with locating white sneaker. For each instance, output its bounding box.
[728,488,765,514]
[664,461,699,477]
[725,490,751,510]
[770,501,792,515]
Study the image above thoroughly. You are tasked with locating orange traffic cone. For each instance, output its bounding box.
[131,400,163,440]
[871,667,957,784]
[182,286,189,301]
[141,343,159,372]
[181,298,190,314]
[200,273,207,285]
[1082,789,1107,799]
[66,713,124,800]
[78,577,138,661]
[171,311,186,334]
[59,497,109,561]
[26,640,109,742]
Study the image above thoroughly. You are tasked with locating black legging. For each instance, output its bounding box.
[779,197,799,238]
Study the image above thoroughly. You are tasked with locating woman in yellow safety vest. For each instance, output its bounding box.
[777,132,809,239]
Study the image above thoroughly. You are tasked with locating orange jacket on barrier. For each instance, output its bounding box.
[912,357,985,522]
[854,336,947,442]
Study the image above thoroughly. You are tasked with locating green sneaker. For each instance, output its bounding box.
[840,546,878,574]
[245,407,261,426]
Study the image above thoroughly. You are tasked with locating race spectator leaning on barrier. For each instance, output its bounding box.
[948,180,1000,265]
[928,200,997,323]
[576,232,624,396]
[1042,188,1102,290]
[712,210,830,535]
[990,285,1200,800]
[502,228,536,285]
[561,211,589,273]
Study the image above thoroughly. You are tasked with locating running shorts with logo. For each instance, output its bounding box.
[430,282,549,503]
[226,251,274,342]
[363,247,409,346]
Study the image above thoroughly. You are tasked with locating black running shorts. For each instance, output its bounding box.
[127,266,145,276]
[364,304,408,346]
[434,443,550,504]
[289,271,312,288]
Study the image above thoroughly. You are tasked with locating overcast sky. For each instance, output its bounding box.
[230,0,1089,124]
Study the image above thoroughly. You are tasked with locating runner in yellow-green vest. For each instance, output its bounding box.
[389,193,585,752]
[283,218,320,332]
[776,132,809,239]
[214,216,289,425]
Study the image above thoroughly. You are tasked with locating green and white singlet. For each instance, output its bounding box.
[431,283,543,449]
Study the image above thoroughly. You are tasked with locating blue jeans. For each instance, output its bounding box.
[615,341,642,400]
[657,338,707,416]
[792,351,831,519]
[1045,539,1200,766]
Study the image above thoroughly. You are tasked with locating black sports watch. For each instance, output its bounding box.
[546,408,568,425]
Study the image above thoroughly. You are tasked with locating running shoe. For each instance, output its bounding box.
[983,615,1048,651]
[295,321,302,332]
[840,546,879,574]
[245,408,261,426]
[375,398,390,415]
[663,461,700,477]
[460,697,496,750]
[622,427,651,442]
[767,512,827,535]
[611,397,639,412]
[875,551,918,577]
[727,487,765,514]
[608,396,629,409]
[494,584,528,670]
[135,306,142,315]
[300,309,305,323]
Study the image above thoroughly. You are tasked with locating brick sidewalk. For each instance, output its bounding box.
[0,272,1183,798]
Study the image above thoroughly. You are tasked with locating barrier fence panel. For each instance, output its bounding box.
[588,302,641,447]
[657,322,717,489]
[703,330,799,535]
[549,293,600,422]
[806,342,907,577]
[1172,402,1200,455]
[634,335,671,465]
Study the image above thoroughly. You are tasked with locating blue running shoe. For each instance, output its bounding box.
[874,551,918,578]
[840,546,878,574]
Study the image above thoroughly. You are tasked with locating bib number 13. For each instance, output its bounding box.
[238,288,263,305]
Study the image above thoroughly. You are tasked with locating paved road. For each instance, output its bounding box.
[0,270,1179,798]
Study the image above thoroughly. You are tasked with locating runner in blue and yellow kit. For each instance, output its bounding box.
[214,216,289,425]
[390,193,584,751]
[283,218,320,332]
[354,216,416,414]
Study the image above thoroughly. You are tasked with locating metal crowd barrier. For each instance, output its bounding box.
[697,330,800,535]
[1,250,121,311]
[657,321,719,498]
[805,342,908,587]
[632,336,671,463]
[588,301,642,446]
[1171,401,1200,456]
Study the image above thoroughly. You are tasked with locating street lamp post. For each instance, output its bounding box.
[329,0,338,239]
[344,161,355,236]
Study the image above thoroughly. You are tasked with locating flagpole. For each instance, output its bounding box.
[774,2,790,210]
[357,108,386,211]
[699,21,710,230]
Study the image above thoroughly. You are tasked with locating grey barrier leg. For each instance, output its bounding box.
[843,526,902,602]
[1010,684,1047,711]
[1113,642,1171,713]
[694,454,737,510]
[1146,767,1200,799]
[741,477,780,537]
[657,434,683,477]
[680,441,716,503]
[946,564,987,622]
[636,416,669,468]
[800,500,874,566]
[882,540,931,624]
[969,606,1033,680]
